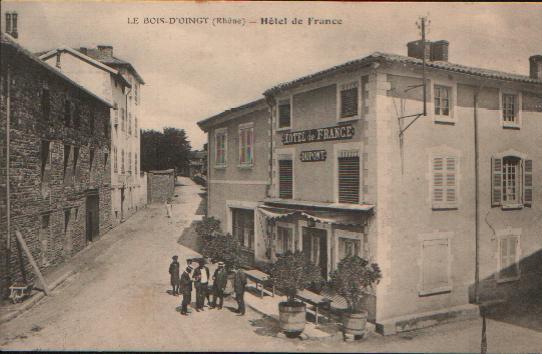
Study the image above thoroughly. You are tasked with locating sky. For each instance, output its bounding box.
[2,1,541,150]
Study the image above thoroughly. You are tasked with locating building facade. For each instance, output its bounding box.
[199,40,542,334]
[39,45,146,227]
[1,33,112,298]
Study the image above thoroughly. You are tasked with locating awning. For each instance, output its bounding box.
[258,206,365,226]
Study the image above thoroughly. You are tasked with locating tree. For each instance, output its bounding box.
[269,251,324,304]
[141,127,192,173]
[329,256,382,313]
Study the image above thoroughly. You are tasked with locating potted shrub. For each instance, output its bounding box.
[269,251,324,338]
[200,226,243,295]
[330,256,382,340]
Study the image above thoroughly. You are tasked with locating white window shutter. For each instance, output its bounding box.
[445,157,457,203]
[524,159,533,207]
[432,157,444,204]
[492,157,503,207]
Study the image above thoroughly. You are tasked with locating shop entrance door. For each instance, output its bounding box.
[302,227,328,279]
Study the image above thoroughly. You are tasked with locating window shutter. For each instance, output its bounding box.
[340,82,359,118]
[492,157,503,206]
[278,102,291,128]
[524,159,533,207]
[338,151,360,204]
[279,159,293,199]
[432,157,444,204]
[445,157,457,203]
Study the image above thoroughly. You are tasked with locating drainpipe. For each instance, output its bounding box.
[473,82,484,304]
[5,64,12,292]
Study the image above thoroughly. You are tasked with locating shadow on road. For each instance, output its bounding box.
[177,220,204,254]
[249,316,282,337]
[195,193,207,216]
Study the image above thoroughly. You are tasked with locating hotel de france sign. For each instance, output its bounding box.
[282,124,355,162]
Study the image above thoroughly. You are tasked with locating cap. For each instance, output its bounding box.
[217,261,225,266]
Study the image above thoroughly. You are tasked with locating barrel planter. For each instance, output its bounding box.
[342,310,368,338]
[278,301,306,337]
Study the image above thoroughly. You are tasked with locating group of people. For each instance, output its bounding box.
[168,255,247,316]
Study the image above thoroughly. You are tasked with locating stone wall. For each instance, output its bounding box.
[0,41,112,299]
[147,169,174,203]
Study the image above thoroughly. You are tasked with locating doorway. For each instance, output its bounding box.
[302,227,328,279]
[85,194,99,243]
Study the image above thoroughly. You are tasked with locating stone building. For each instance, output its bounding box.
[0,32,112,298]
[38,45,146,226]
[199,40,542,334]
[147,169,175,204]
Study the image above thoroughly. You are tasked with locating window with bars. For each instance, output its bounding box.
[276,226,293,255]
[339,82,359,119]
[502,94,518,125]
[434,85,451,116]
[232,208,255,250]
[278,99,291,129]
[498,235,520,281]
[338,151,360,204]
[432,156,458,209]
[278,159,293,199]
[492,156,532,208]
[215,130,227,167]
[239,125,254,166]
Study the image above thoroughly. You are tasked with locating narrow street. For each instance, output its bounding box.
[1,177,541,352]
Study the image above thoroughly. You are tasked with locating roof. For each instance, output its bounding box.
[83,47,145,84]
[38,47,132,88]
[264,51,542,96]
[197,98,268,131]
[190,150,207,159]
[1,33,112,108]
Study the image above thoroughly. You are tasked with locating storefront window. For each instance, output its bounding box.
[232,208,254,250]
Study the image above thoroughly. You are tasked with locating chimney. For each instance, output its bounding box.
[5,12,18,39]
[97,45,113,58]
[431,40,449,61]
[529,55,542,80]
[407,40,431,61]
[79,47,88,55]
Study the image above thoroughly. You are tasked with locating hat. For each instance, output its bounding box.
[172,255,178,260]
[217,261,225,267]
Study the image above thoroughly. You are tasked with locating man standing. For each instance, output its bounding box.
[193,259,210,312]
[234,267,247,315]
[212,262,227,310]
[169,255,180,296]
[179,267,193,316]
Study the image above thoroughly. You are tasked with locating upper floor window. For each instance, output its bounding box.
[432,155,458,209]
[214,128,227,167]
[339,81,359,119]
[89,148,95,172]
[121,149,125,173]
[338,150,360,204]
[113,102,119,127]
[278,99,291,129]
[501,93,520,127]
[121,108,125,132]
[64,99,71,127]
[434,85,450,116]
[113,146,118,173]
[278,157,293,199]
[41,88,50,121]
[492,155,532,209]
[239,123,254,167]
[128,113,132,135]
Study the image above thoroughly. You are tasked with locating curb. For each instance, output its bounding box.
[0,270,76,325]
